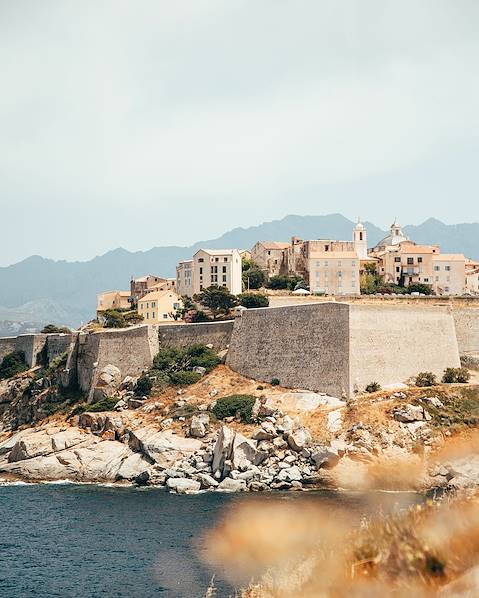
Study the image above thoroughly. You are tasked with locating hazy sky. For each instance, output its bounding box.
[1,0,478,266]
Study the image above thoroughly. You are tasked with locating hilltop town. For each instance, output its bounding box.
[96,220,479,326]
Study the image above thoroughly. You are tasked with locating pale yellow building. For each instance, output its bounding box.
[432,254,466,296]
[308,251,360,295]
[137,290,182,323]
[176,249,242,297]
[377,242,439,286]
[251,241,289,278]
[97,290,131,315]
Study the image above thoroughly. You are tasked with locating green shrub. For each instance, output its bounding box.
[238,293,269,308]
[442,367,471,384]
[271,378,280,386]
[267,275,290,290]
[212,394,257,423]
[169,370,202,386]
[87,397,119,412]
[365,381,381,393]
[103,308,143,328]
[0,351,29,379]
[153,344,220,374]
[135,375,153,396]
[415,372,437,387]
[407,283,433,296]
[41,324,71,334]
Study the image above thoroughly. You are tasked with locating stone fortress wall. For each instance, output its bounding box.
[0,303,478,398]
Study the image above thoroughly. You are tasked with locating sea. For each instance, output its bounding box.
[0,483,423,598]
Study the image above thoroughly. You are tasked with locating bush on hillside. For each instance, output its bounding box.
[41,324,71,334]
[212,394,257,423]
[365,381,381,393]
[238,293,269,308]
[0,351,29,379]
[407,283,433,296]
[271,378,280,386]
[169,370,202,386]
[103,309,143,328]
[87,397,119,412]
[442,368,471,384]
[153,344,220,375]
[135,374,153,396]
[415,372,437,387]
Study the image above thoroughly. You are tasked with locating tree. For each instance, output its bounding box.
[267,275,290,290]
[407,283,433,295]
[41,324,71,334]
[193,286,238,319]
[242,258,265,290]
[238,293,269,308]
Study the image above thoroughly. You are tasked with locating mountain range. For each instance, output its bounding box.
[1,214,478,334]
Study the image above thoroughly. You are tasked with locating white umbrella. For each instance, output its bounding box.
[292,288,311,295]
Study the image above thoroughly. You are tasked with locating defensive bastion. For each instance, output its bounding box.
[0,302,478,398]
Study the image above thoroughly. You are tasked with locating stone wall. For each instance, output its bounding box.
[0,334,47,367]
[0,337,17,365]
[453,308,479,355]
[349,304,461,392]
[45,334,74,363]
[227,304,351,397]
[158,321,234,351]
[227,302,462,397]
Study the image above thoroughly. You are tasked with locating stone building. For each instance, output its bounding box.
[130,275,176,307]
[250,241,289,278]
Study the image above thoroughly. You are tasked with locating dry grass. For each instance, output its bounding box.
[201,492,479,597]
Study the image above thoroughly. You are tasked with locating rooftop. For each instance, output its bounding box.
[257,241,290,250]
[138,290,180,302]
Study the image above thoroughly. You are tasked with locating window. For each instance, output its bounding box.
[424,278,429,283]
[445,265,451,271]
[324,261,329,267]
[395,257,401,262]
[434,265,440,271]
[316,261,320,267]
[396,267,400,273]
[163,313,168,319]
[337,261,341,267]
[418,257,423,263]
[407,258,414,265]
[222,266,227,273]
[146,312,149,319]
[199,267,203,274]
[224,257,228,262]
[152,312,155,319]
[198,258,204,263]
[151,302,156,308]
[222,275,227,282]
[338,271,342,277]
[215,257,219,262]
[352,261,356,267]
[325,245,330,252]
[359,232,363,241]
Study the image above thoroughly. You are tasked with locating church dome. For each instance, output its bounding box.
[374,221,410,250]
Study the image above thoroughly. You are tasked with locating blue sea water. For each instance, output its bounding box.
[0,484,421,598]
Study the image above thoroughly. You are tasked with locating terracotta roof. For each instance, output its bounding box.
[433,254,466,262]
[257,241,290,250]
[138,290,180,302]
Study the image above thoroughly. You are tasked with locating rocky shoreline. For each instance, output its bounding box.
[2,361,479,494]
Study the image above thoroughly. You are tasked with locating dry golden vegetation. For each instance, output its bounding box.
[202,492,479,598]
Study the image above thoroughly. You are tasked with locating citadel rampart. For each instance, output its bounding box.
[0,303,477,398]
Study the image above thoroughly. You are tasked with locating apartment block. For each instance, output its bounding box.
[176,249,242,297]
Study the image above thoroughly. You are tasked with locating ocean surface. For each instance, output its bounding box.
[0,484,422,598]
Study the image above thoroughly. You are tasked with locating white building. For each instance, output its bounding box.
[176,260,193,296]
[352,219,368,260]
[176,249,242,297]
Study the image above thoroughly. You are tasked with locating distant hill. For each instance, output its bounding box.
[0,214,478,329]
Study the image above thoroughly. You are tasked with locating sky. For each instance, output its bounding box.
[0,0,478,266]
